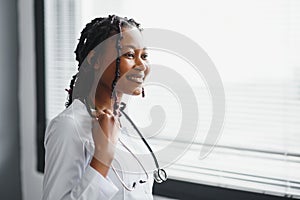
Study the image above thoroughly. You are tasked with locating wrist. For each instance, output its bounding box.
[90,156,111,177]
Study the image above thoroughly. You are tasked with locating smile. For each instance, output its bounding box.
[126,74,144,84]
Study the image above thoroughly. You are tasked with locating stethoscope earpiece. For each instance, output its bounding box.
[153,169,167,183]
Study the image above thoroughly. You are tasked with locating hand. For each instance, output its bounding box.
[91,109,120,167]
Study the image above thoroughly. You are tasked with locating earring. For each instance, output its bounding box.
[142,87,145,98]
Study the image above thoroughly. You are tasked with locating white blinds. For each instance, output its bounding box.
[44,0,300,198]
[45,0,80,121]
[159,81,300,198]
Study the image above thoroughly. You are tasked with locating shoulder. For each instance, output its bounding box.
[44,99,92,146]
[44,102,81,145]
[44,115,78,146]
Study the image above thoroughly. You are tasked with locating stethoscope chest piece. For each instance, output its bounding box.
[153,168,167,183]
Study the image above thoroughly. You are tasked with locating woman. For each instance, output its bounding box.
[42,15,154,200]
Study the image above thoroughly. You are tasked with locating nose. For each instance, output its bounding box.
[134,57,148,72]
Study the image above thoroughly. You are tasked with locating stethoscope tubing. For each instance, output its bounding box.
[83,98,167,184]
[118,102,167,183]
[119,102,160,169]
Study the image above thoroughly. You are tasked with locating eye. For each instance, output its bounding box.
[124,52,135,59]
[141,53,148,60]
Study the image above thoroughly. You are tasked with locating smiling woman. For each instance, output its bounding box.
[42,15,155,200]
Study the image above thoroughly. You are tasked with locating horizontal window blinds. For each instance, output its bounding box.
[149,82,300,198]
[45,0,79,122]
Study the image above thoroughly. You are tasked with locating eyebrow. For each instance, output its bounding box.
[122,44,147,51]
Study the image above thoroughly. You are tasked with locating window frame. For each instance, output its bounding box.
[35,0,46,173]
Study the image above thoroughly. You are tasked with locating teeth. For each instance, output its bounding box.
[129,77,143,82]
[127,76,143,83]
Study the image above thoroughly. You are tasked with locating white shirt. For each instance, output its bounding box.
[42,99,154,200]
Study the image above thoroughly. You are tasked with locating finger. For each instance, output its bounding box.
[94,110,105,119]
[102,109,114,116]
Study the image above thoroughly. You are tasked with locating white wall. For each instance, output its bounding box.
[19,0,44,199]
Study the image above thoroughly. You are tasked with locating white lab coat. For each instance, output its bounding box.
[42,99,154,200]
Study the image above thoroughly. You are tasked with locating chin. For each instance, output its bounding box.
[133,89,142,96]
[132,92,141,96]
[121,87,142,96]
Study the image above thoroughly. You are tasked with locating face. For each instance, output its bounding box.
[94,27,150,97]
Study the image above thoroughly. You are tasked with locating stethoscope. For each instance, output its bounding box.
[83,98,167,191]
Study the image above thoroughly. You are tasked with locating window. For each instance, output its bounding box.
[38,0,300,199]
[44,0,80,121]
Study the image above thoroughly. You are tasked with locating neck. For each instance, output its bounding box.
[88,82,123,113]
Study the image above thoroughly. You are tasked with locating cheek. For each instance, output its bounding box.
[119,60,133,77]
[99,62,116,85]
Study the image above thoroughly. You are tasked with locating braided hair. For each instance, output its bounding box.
[65,15,141,115]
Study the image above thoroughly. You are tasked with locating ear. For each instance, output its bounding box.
[87,50,101,70]
[87,50,96,66]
